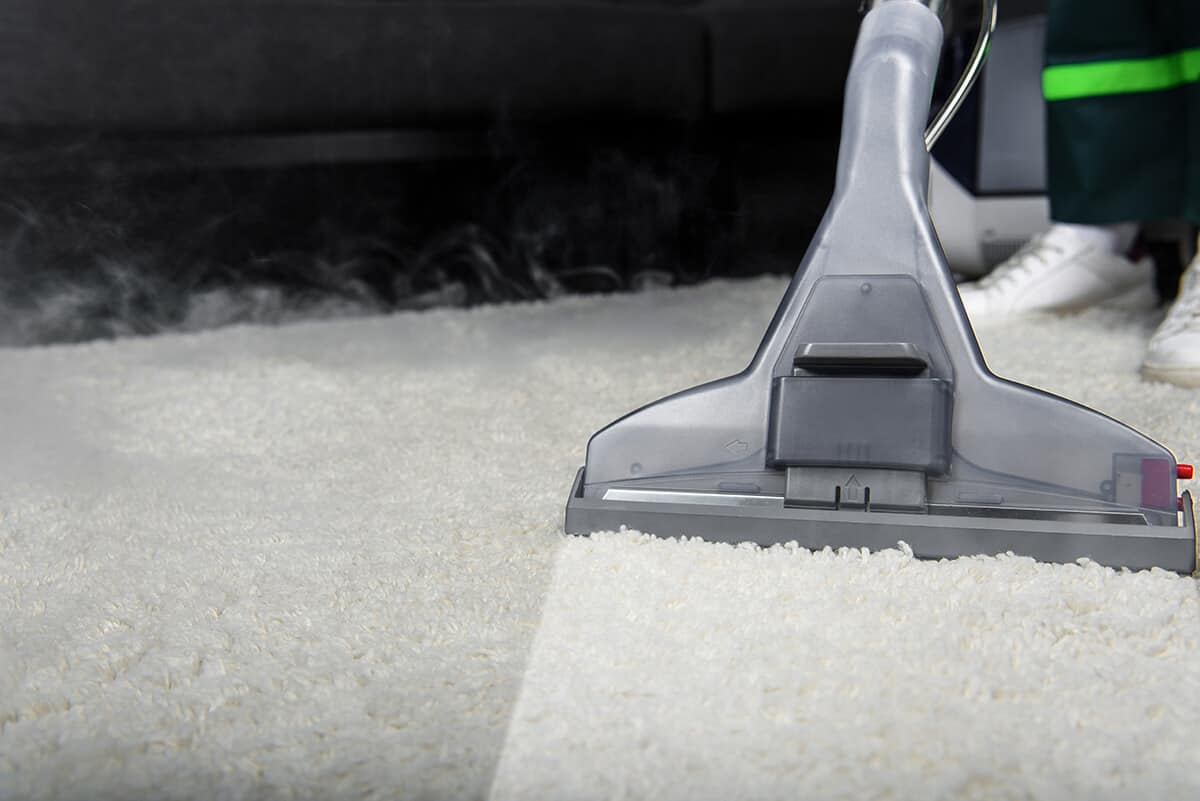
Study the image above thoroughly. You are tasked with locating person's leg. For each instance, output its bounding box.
[1043,0,1187,224]
[956,0,1175,324]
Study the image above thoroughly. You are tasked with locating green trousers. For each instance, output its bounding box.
[1044,0,1200,224]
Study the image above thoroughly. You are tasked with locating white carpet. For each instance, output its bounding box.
[2,277,1199,800]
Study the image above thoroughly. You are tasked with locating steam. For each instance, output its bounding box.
[0,148,733,347]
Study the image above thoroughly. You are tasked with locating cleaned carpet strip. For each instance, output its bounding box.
[490,535,1200,801]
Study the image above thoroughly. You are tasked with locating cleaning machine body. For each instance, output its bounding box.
[565,0,1198,573]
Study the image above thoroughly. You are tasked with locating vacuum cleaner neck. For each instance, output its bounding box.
[865,0,998,150]
[865,0,949,24]
[834,2,943,216]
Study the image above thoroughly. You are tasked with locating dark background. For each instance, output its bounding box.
[0,0,1017,345]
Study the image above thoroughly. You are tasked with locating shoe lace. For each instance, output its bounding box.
[976,235,1065,293]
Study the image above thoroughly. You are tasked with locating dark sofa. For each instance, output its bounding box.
[0,0,859,135]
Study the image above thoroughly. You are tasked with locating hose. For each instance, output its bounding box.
[923,0,998,149]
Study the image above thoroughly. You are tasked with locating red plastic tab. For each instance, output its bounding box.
[1178,463,1194,480]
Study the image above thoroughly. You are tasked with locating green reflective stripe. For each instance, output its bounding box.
[1043,47,1200,101]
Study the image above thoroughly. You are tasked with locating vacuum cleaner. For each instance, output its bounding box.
[565,0,1198,573]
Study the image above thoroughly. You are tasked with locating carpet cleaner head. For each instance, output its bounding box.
[565,0,1197,573]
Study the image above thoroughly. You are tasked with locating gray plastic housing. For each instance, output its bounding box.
[769,375,952,472]
[565,0,1196,572]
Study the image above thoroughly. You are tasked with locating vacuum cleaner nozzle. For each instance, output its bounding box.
[564,0,1198,573]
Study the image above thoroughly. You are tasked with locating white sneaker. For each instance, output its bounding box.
[1144,251,1200,387]
[957,225,1157,325]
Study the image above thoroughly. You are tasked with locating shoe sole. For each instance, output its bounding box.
[1143,363,1200,387]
